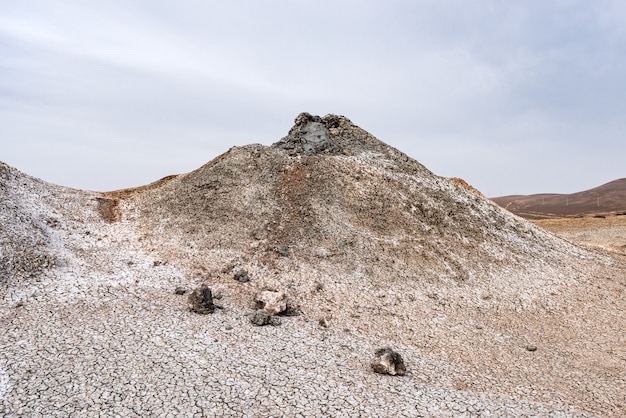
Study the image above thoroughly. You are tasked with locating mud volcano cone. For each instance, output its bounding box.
[123,113,588,290]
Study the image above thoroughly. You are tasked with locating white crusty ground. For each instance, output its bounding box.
[1,115,625,417]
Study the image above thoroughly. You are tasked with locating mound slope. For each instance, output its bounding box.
[120,113,589,288]
[1,113,625,416]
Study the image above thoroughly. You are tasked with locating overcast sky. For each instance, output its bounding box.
[2,1,625,196]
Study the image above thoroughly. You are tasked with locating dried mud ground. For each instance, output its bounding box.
[1,219,625,418]
[532,215,626,257]
[3,268,625,418]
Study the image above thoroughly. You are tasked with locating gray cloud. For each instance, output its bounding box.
[1,0,625,196]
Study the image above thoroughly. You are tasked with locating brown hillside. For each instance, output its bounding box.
[492,178,626,219]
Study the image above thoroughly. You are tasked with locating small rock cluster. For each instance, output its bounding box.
[249,309,280,326]
[185,284,300,328]
[185,282,408,376]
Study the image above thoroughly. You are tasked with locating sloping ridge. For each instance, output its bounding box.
[492,178,626,219]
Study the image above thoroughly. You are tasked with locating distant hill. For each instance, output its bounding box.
[492,178,626,219]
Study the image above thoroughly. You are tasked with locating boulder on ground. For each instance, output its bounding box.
[254,289,287,315]
[233,269,250,283]
[250,309,281,326]
[281,300,301,317]
[370,348,406,376]
[187,285,216,314]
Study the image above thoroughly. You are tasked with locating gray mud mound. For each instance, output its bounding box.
[1,114,625,417]
[0,163,58,284]
[122,113,597,294]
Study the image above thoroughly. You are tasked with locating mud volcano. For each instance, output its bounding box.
[1,113,624,416]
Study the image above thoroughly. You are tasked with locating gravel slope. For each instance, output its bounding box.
[1,114,625,417]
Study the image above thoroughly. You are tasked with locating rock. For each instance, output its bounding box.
[318,317,330,328]
[233,269,250,283]
[281,300,301,317]
[250,309,280,326]
[174,287,187,295]
[187,285,216,314]
[254,289,287,316]
[272,113,339,156]
[371,348,406,376]
[526,344,538,352]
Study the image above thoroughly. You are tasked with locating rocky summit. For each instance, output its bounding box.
[1,113,625,417]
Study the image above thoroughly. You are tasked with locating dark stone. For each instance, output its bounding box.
[293,112,321,126]
[174,287,186,295]
[202,287,212,304]
[322,114,342,129]
[371,348,406,376]
[279,300,301,317]
[233,269,250,283]
[187,285,216,314]
[250,309,280,326]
